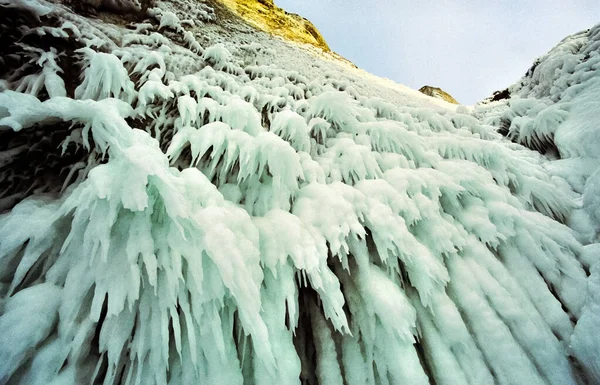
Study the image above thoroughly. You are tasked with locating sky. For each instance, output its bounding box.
[274,0,600,105]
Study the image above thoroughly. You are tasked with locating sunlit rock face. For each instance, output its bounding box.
[217,0,330,51]
[418,85,459,104]
[0,1,599,384]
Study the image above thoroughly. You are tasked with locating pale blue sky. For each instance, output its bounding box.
[275,0,600,104]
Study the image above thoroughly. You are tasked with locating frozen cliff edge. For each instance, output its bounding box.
[475,23,600,383]
[0,0,598,384]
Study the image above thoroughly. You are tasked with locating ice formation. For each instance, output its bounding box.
[0,0,598,384]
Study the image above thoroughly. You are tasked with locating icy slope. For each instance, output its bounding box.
[0,1,596,384]
[475,23,600,383]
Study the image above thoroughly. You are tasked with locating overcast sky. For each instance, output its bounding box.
[275,0,600,104]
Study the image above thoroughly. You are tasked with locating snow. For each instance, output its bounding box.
[0,0,599,384]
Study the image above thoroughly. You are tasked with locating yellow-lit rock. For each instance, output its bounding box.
[419,85,459,104]
[217,0,330,51]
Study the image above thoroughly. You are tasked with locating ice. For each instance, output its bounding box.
[307,91,369,132]
[270,110,311,152]
[571,261,600,383]
[75,48,136,103]
[182,30,203,54]
[554,78,600,159]
[0,1,599,384]
[0,0,52,18]
[310,301,344,385]
[0,283,62,383]
[202,43,235,72]
[176,95,197,127]
[158,11,181,32]
[219,98,263,136]
[12,47,66,98]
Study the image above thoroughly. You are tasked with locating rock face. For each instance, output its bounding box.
[419,86,460,104]
[217,0,330,51]
[418,85,459,104]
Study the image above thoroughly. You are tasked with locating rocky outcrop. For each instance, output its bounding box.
[217,0,330,51]
[418,85,459,104]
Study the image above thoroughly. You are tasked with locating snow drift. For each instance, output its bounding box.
[0,0,598,384]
